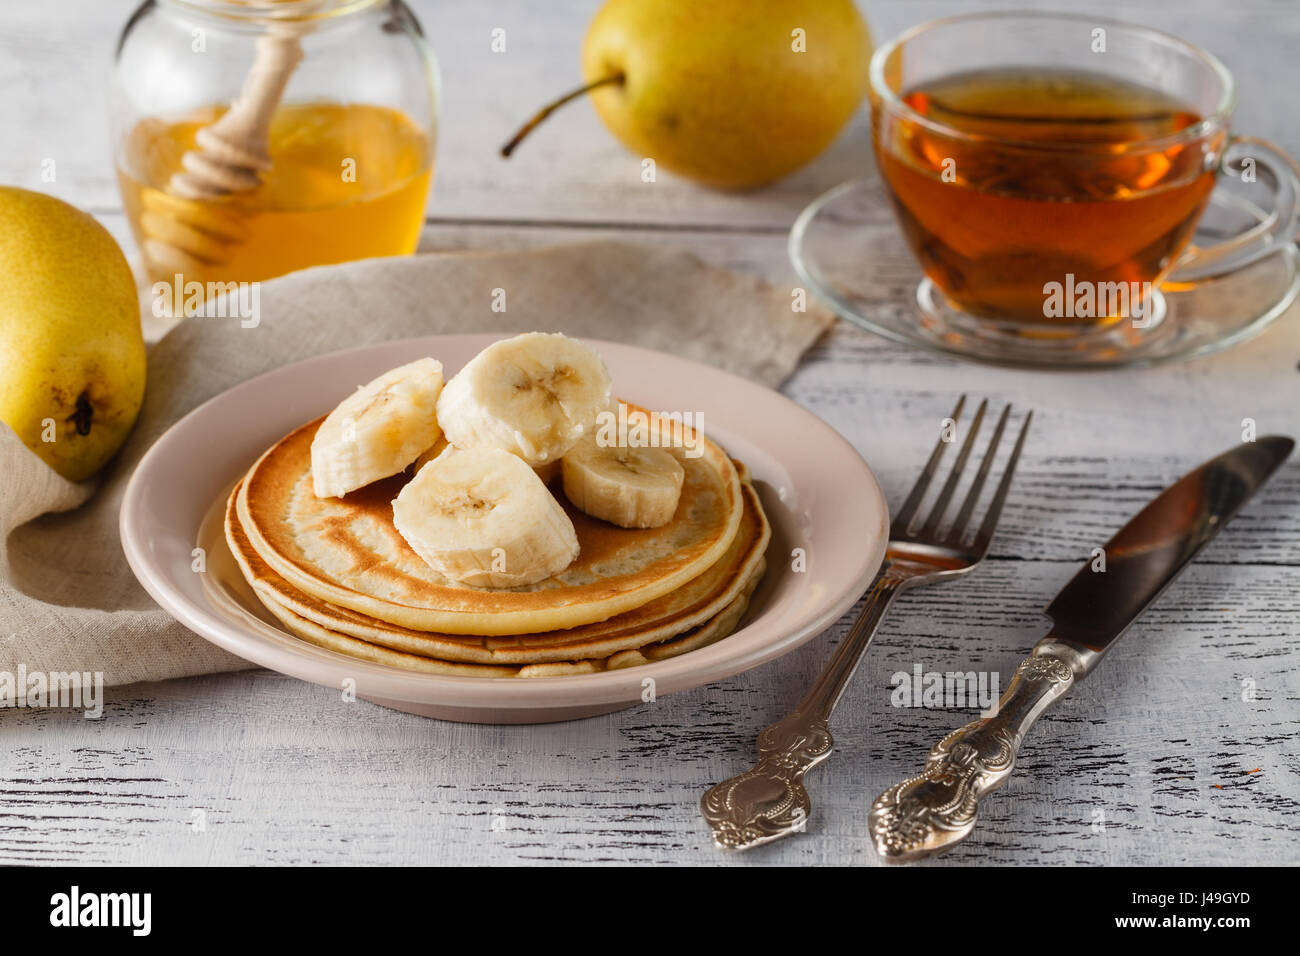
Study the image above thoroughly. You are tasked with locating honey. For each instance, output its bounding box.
[117,102,433,287]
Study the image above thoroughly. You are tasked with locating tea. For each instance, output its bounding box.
[118,102,433,288]
[873,68,1218,327]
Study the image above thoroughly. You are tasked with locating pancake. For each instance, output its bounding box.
[226,476,770,665]
[237,406,744,635]
[253,573,761,678]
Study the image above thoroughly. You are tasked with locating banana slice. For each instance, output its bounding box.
[436,332,612,466]
[392,446,579,588]
[311,358,445,498]
[415,438,558,485]
[562,433,685,529]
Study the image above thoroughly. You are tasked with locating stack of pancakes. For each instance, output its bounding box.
[225,414,770,677]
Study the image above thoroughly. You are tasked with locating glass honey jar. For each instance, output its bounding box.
[112,0,438,289]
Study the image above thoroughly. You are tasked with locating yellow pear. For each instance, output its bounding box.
[504,0,872,189]
[0,187,147,482]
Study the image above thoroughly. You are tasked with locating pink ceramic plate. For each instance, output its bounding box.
[120,335,888,723]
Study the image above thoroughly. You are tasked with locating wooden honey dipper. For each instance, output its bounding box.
[141,18,311,279]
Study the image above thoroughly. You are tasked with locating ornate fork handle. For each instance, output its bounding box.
[700,710,833,850]
[868,649,1078,863]
[701,567,907,850]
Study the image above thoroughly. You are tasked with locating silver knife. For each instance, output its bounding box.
[868,435,1294,863]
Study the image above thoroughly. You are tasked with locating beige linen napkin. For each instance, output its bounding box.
[0,240,832,686]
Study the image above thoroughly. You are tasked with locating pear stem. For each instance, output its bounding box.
[67,391,93,436]
[500,73,625,158]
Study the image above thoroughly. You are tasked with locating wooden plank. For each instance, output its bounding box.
[4,0,1299,225]
[10,209,1300,866]
[1,0,1298,867]
[2,555,1295,867]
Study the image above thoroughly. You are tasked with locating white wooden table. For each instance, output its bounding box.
[2,0,1297,866]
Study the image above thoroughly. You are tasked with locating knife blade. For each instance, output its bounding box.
[868,436,1293,863]
[1044,434,1294,666]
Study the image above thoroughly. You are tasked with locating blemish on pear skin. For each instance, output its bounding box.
[48,383,73,432]
[67,390,94,436]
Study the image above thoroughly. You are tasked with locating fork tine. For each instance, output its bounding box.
[948,403,1010,542]
[971,410,1032,555]
[919,399,987,536]
[892,394,965,532]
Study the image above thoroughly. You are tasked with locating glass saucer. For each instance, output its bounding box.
[789,176,1300,370]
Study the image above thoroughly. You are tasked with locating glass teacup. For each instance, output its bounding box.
[869,12,1300,345]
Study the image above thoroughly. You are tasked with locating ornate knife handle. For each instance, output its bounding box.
[868,650,1078,863]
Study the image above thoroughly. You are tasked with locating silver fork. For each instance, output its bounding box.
[700,395,1032,851]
